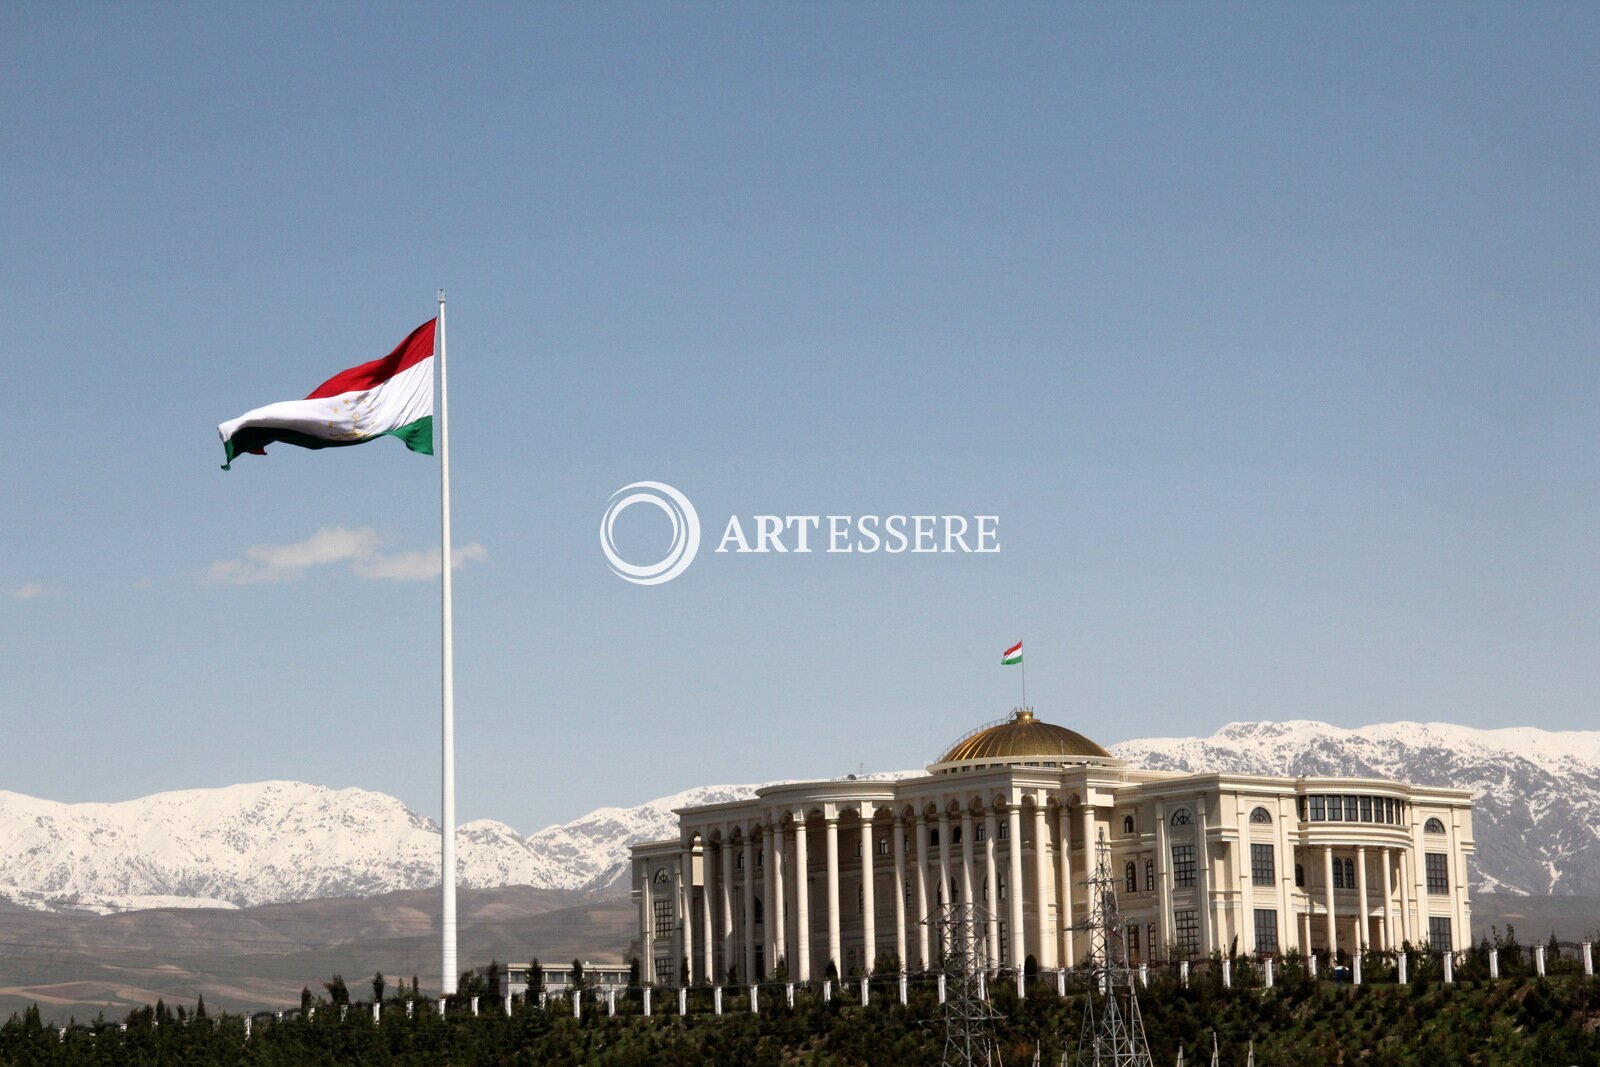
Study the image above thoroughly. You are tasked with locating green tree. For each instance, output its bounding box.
[324,973,350,1006]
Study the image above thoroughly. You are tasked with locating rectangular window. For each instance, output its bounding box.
[1144,859,1155,893]
[953,825,963,845]
[1253,909,1279,954]
[756,849,764,868]
[1426,853,1449,894]
[1297,796,1307,822]
[1173,909,1200,958]
[1172,845,1196,888]
[1428,916,1452,952]
[998,922,1010,964]
[653,899,674,941]
[1360,796,1373,822]
[1308,795,1323,820]
[1128,924,1141,965]
[1149,923,1159,963]
[1326,795,1342,821]
[1251,843,1275,885]
[1345,796,1359,822]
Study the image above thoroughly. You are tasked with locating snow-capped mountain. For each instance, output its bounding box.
[2,720,1595,913]
[1111,720,1600,897]
[0,780,751,914]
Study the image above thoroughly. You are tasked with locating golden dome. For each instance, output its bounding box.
[936,709,1111,765]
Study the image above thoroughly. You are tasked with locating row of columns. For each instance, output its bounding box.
[672,800,1091,985]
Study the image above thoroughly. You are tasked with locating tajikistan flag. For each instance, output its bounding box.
[1002,640,1023,665]
[218,319,436,470]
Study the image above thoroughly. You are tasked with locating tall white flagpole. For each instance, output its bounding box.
[437,289,458,995]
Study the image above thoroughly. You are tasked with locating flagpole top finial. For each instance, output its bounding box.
[438,289,446,304]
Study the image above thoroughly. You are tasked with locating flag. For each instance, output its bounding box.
[1002,640,1022,665]
[218,319,436,470]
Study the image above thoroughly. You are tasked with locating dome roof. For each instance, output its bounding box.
[936,709,1111,765]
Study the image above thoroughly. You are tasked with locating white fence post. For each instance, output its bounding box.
[1264,959,1274,989]
[786,982,795,1008]
[1397,952,1407,985]
[373,1002,381,1022]
[1180,960,1190,987]
[572,991,581,1019]
[899,974,908,1005]
[607,989,616,1017]
[1017,968,1026,998]
[1222,959,1232,988]
[1489,949,1499,979]
[822,979,831,1003]
[977,972,986,1001]
[1140,963,1149,988]
[1353,954,1362,986]
[714,986,723,1015]
[679,987,688,1016]
[1583,941,1593,977]
[470,997,478,1017]
[1535,944,1547,977]
[1443,952,1454,984]
[1056,968,1066,997]
[860,977,869,1004]
[937,974,947,1004]
[437,997,446,1017]
[643,987,652,1017]
[751,985,759,1013]
[244,1017,252,1039]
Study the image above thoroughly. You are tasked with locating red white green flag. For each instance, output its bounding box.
[218,319,436,469]
[1002,640,1023,665]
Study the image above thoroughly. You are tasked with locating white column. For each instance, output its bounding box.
[701,846,715,983]
[680,848,695,985]
[914,814,931,969]
[1033,803,1053,968]
[825,815,841,979]
[937,812,953,909]
[1323,846,1337,957]
[1398,848,1413,946]
[772,822,787,975]
[720,840,735,983]
[1355,845,1369,952]
[892,816,908,972]
[1057,805,1074,966]
[743,835,757,983]
[1080,804,1097,961]
[794,815,811,982]
[960,808,976,912]
[1156,801,1173,953]
[641,869,654,985]
[1007,805,1025,970]
[985,812,1001,966]
[861,809,877,974]
[1195,802,1213,957]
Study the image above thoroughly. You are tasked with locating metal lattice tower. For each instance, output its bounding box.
[923,901,1002,1067]
[1068,832,1154,1067]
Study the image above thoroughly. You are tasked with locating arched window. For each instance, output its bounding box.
[998,822,1010,840]
[1144,859,1155,892]
[1123,815,1135,835]
[1170,808,1192,827]
[754,897,764,923]
[1126,862,1138,893]
[1249,807,1272,824]
[877,837,890,855]
[929,828,940,847]
[1424,817,1446,834]
[975,823,987,842]
[997,872,1007,900]
[736,852,744,870]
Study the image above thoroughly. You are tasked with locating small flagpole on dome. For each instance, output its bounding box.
[1021,642,1027,712]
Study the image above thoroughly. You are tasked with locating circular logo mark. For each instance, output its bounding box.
[599,481,701,585]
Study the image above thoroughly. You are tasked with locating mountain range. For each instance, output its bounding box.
[2,719,1596,914]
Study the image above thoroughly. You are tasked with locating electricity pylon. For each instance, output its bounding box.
[924,901,1002,1067]
[1069,832,1154,1067]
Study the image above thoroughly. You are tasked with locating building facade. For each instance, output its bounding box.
[630,709,1474,985]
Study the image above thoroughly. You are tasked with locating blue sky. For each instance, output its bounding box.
[3,4,1596,832]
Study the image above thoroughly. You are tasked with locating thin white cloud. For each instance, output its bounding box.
[11,583,49,600]
[207,527,486,585]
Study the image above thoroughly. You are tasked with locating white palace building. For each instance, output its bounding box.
[630,709,1474,986]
